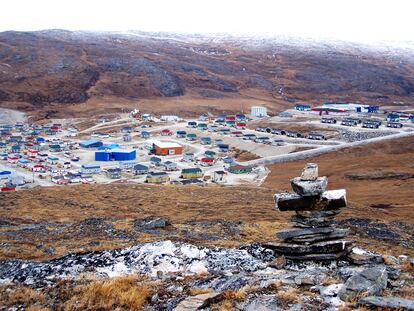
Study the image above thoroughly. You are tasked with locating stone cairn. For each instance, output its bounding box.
[266,163,353,261]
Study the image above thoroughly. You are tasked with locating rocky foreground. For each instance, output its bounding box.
[0,240,413,310]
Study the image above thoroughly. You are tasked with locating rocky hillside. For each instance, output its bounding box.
[1,30,414,111]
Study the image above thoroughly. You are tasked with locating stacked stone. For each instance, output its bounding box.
[266,163,353,261]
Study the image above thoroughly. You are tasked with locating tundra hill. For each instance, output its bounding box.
[1,30,414,118]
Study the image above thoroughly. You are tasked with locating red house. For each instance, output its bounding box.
[200,157,214,166]
[236,122,246,129]
[225,116,236,121]
[161,129,174,136]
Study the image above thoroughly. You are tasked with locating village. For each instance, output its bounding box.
[0,102,413,191]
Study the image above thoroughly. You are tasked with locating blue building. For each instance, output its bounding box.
[79,139,103,148]
[95,149,136,161]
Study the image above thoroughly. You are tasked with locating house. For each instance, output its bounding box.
[222,156,234,164]
[32,164,46,172]
[212,170,227,183]
[204,150,216,158]
[80,164,101,174]
[119,160,137,170]
[200,137,212,145]
[255,136,270,144]
[49,144,61,152]
[231,131,243,137]
[187,121,197,128]
[79,139,103,148]
[199,114,209,121]
[150,156,162,166]
[225,116,235,121]
[225,120,235,127]
[160,115,180,122]
[176,130,187,138]
[123,134,132,142]
[17,158,30,167]
[133,164,149,175]
[272,139,284,146]
[153,141,183,155]
[146,172,170,184]
[121,126,132,133]
[294,104,311,111]
[217,143,230,152]
[197,123,208,130]
[279,111,293,118]
[182,152,195,162]
[236,122,246,129]
[308,133,326,140]
[228,165,253,174]
[106,168,122,179]
[141,131,151,139]
[47,156,59,164]
[181,179,203,185]
[235,114,246,121]
[200,157,214,166]
[214,139,224,146]
[163,161,178,171]
[186,133,197,141]
[161,129,173,136]
[208,125,219,132]
[219,128,230,135]
[181,168,203,179]
[63,162,72,169]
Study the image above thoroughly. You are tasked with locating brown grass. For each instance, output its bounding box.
[64,275,151,311]
[277,287,301,304]
[0,286,46,307]
[187,287,214,296]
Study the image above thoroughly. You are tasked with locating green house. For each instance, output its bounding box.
[204,150,216,158]
[228,165,253,174]
[186,133,197,141]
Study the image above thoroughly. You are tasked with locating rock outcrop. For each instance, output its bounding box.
[264,163,352,261]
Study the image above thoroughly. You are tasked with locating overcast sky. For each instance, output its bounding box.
[1,0,413,44]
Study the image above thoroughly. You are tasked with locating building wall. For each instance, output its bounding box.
[182,172,203,179]
[154,145,183,155]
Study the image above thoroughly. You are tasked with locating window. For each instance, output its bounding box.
[169,149,175,155]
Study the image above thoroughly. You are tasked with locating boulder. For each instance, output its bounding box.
[276,228,349,243]
[275,190,347,212]
[300,163,319,181]
[290,177,328,196]
[296,210,341,218]
[338,266,388,301]
[347,247,384,265]
[264,240,353,255]
[358,296,414,310]
[174,292,218,311]
[134,217,171,231]
[291,215,336,228]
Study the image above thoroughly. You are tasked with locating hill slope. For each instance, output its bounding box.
[1,30,414,116]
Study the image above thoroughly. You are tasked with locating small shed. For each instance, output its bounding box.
[141,131,151,139]
[212,170,227,183]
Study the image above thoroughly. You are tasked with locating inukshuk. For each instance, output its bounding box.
[266,163,353,261]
